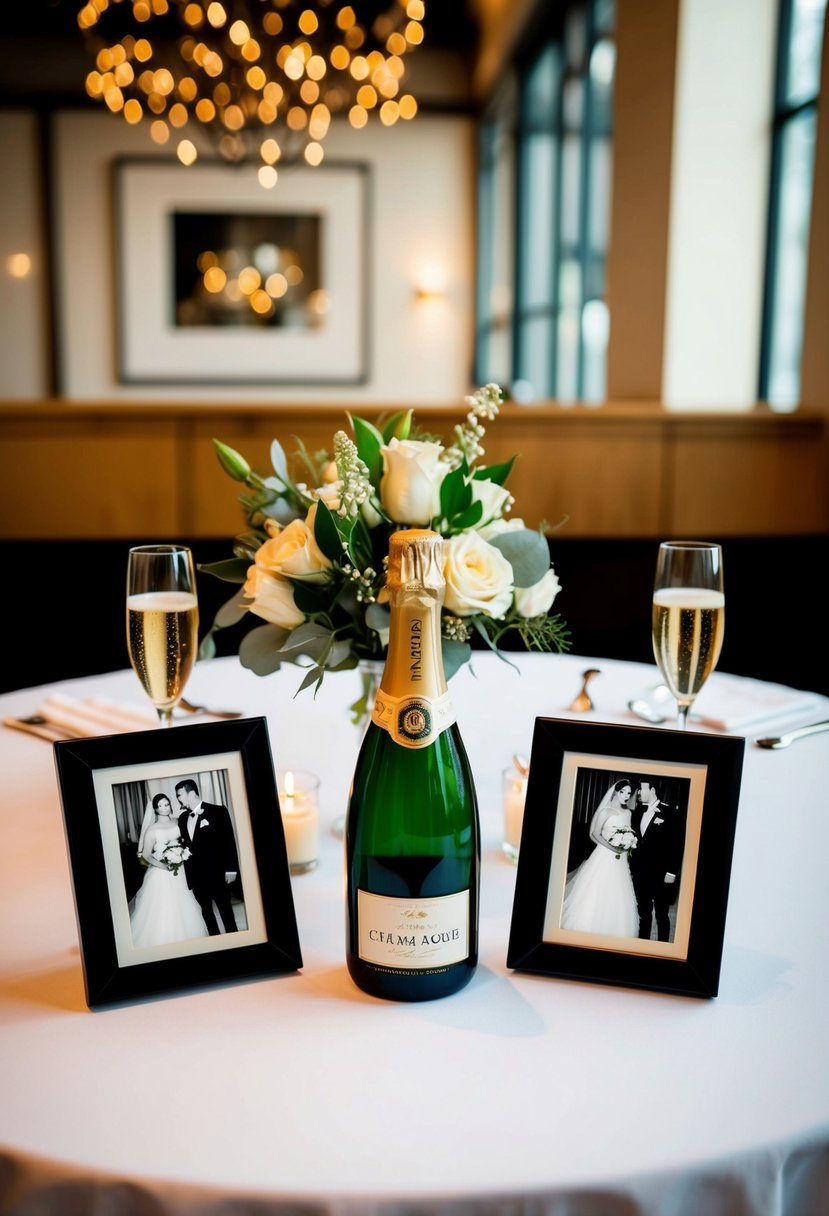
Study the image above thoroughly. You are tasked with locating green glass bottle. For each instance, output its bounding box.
[345,528,480,1001]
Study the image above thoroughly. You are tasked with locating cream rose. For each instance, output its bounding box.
[513,568,562,618]
[443,531,514,619]
[379,438,448,525]
[471,478,512,528]
[243,567,305,629]
[312,481,342,513]
[253,514,332,584]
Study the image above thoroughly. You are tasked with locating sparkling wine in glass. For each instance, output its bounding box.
[652,541,725,730]
[126,545,199,727]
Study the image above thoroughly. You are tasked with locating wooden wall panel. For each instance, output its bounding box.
[0,419,178,539]
[0,403,826,541]
[669,419,827,535]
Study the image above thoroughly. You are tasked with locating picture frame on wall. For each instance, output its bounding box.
[54,717,302,1007]
[114,157,369,385]
[506,718,745,998]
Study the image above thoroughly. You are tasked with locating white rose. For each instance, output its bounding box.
[313,481,342,513]
[471,478,512,528]
[243,566,305,629]
[380,438,448,525]
[443,532,514,619]
[513,568,562,618]
[478,516,526,541]
[253,514,332,583]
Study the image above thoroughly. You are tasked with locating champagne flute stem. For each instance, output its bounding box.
[676,704,690,730]
[156,708,174,728]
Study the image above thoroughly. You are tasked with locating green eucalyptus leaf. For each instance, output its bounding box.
[490,528,550,587]
[382,409,413,443]
[313,498,346,562]
[275,622,332,661]
[473,455,516,487]
[324,641,356,670]
[198,558,250,584]
[441,638,471,680]
[295,665,325,696]
[239,624,290,675]
[198,632,217,661]
[348,414,384,485]
[215,587,249,628]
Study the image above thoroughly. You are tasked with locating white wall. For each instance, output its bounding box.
[49,109,475,404]
[0,112,49,398]
[662,0,778,409]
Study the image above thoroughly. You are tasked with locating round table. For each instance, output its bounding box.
[2,653,828,1216]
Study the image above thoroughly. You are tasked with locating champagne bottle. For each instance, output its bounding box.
[345,528,480,1001]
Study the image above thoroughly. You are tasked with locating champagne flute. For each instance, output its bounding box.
[652,541,725,730]
[126,545,199,727]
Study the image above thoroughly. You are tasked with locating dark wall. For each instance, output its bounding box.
[1,536,827,697]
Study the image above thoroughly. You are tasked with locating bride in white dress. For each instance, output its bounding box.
[130,793,208,948]
[560,778,639,938]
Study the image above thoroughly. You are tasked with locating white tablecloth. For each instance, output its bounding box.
[2,653,828,1216]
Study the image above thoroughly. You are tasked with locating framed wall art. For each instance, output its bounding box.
[506,718,745,998]
[54,716,302,1007]
[114,157,369,385]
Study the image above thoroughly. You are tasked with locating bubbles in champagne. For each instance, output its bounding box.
[652,587,725,703]
[127,591,199,711]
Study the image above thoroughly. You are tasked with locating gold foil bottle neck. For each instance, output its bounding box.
[386,529,445,592]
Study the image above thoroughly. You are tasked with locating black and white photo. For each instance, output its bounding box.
[558,770,690,945]
[507,719,744,998]
[114,768,248,952]
[54,718,302,1006]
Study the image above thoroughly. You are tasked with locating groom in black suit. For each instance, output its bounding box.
[630,779,683,942]
[176,778,240,935]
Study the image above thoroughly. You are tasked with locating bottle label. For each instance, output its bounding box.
[357,889,470,969]
[371,690,456,748]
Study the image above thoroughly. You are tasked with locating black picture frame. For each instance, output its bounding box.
[506,719,745,998]
[54,717,302,1007]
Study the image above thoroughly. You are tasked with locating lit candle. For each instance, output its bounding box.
[501,768,528,863]
[278,769,320,874]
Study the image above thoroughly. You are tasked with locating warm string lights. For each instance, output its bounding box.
[79,0,423,177]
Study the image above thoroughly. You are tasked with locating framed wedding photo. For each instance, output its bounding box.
[54,717,302,1008]
[506,719,745,998]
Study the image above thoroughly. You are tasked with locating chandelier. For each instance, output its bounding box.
[78,0,424,176]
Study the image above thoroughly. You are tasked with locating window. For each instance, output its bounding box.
[760,0,827,410]
[475,0,615,404]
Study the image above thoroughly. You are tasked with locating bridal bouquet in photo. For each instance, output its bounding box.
[152,838,191,877]
[602,820,638,860]
[201,383,570,712]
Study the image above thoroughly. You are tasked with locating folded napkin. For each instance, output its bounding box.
[637,675,821,733]
[36,693,158,737]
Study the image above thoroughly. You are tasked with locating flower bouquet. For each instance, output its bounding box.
[602,819,638,860]
[152,838,191,876]
[201,383,570,716]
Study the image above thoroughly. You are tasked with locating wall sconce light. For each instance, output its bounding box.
[413,262,447,302]
[6,253,32,279]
